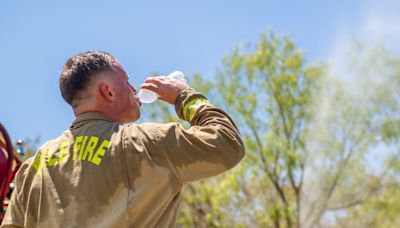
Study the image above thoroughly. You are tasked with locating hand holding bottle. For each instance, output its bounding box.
[138,71,188,104]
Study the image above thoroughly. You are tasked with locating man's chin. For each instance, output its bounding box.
[131,110,141,122]
[120,111,140,124]
[133,112,140,121]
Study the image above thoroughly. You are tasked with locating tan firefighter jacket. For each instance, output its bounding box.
[2,88,245,228]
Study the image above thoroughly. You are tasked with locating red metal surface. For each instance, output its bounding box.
[0,123,21,221]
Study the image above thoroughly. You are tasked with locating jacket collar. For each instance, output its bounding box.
[70,112,113,129]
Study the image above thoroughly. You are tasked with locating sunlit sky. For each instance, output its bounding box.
[0,0,398,146]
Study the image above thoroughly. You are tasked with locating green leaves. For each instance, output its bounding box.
[144,32,400,227]
[176,31,323,227]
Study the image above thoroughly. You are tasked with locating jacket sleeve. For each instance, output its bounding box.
[155,88,245,183]
[1,158,33,228]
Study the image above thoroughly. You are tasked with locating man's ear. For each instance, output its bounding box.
[99,83,115,102]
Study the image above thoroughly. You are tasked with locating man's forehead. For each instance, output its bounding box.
[111,61,124,71]
[111,61,129,76]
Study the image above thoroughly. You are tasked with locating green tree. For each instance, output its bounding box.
[321,44,400,228]
[212,32,325,227]
[144,33,400,227]
[147,32,325,227]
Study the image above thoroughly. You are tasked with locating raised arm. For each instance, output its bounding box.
[140,76,245,183]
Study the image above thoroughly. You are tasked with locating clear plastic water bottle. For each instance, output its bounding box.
[137,88,159,104]
[138,71,186,103]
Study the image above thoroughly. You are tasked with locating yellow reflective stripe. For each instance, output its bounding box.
[189,105,196,121]
[182,98,210,121]
[182,98,199,120]
[188,99,210,121]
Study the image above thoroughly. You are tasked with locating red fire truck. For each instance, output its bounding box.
[0,123,22,222]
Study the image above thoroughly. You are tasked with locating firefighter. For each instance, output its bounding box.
[2,51,245,227]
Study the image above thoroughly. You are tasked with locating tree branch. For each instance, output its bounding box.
[327,199,364,211]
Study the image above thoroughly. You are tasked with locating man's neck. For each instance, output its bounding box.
[73,106,119,123]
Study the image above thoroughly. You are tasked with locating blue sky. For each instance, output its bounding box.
[0,0,397,146]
